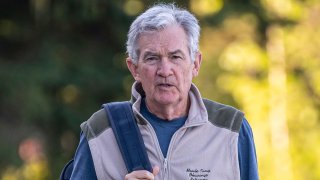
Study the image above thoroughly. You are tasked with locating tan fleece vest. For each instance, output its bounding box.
[81,83,243,180]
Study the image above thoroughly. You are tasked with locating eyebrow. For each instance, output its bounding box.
[169,49,186,58]
[168,50,185,57]
[142,51,160,60]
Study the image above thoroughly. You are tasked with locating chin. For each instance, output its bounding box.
[155,95,178,105]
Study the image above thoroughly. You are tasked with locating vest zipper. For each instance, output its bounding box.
[141,115,190,179]
[163,158,168,180]
[163,127,187,179]
[163,158,168,172]
[143,121,166,179]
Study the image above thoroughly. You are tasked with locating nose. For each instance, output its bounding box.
[156,58,173,77]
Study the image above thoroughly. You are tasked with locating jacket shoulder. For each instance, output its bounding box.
[202,98,244,133]
[80,109,110,141]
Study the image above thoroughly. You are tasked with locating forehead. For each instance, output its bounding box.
[137,25,189,54]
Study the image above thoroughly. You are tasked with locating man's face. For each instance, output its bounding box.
[127,25,201,107]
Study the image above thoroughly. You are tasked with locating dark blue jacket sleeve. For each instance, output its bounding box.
[238,118,259,180]
[70,133,98,180]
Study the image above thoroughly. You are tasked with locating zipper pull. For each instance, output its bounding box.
[163,158,168,173]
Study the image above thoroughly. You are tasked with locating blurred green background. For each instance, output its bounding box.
[1,0,320,179]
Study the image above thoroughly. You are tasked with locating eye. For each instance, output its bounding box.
[172,55,182,60]
[145,56,157,61]
[143,55,160,64]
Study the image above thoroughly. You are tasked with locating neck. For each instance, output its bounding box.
[145,98,190,120]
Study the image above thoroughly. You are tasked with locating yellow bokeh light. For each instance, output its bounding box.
[123,0,144,16]
[190,0,223,16]
[61,84,79,104]
[261,0,304,20]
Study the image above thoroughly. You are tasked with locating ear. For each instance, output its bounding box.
[126,57,140,81]
[192,51,202,77]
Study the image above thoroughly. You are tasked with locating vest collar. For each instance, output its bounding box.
[130,81,208,126]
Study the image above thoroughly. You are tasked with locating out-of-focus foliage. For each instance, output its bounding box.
[195,0,320,179]
[0,0,319,179]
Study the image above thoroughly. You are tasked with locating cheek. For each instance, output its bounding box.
[183,68,193,80]
[139,68,155,83]
[180,69,194,90]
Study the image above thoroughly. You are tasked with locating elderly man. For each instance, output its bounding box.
[69,3,258,180]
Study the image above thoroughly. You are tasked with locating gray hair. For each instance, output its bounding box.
[126,3,200,64]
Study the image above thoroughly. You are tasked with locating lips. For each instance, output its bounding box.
[156,82,175,89]
[158,83,173,87]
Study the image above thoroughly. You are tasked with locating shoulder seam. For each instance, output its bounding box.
[81,108,111,141]
[202,98,244,133]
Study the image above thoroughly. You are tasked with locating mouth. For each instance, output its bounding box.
[157,83,174,88]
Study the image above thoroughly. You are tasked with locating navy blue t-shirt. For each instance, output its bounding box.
[70,102,259,179]
[140,98,186,157]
